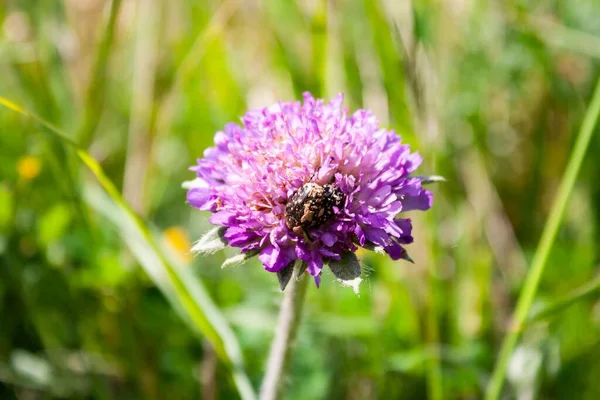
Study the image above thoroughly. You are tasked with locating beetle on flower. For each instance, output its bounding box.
[185,93,433,293]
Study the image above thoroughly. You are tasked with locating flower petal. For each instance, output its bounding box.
[209,211,238,226]
[187,187,215,211]
[321,232,337,247]
[401,189,433,212]
[259,245,296,272]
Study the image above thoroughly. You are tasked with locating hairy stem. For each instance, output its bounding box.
[260,263,309,400]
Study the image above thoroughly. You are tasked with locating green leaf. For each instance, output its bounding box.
[328,252,362,295]
[277,261,295,291]
[416,175,447,184]
[191,227,227,254]
[221,250,258,269]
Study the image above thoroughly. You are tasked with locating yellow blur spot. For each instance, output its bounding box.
[356,247,369,258]
[17,156,41,180]
[163,226,192,263]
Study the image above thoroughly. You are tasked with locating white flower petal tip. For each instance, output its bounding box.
[182,178,209,190]
[339,277,362,295]
[328,252,362,296]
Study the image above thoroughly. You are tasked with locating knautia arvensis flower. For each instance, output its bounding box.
[185,93,433,292]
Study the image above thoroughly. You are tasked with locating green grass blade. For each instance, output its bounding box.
[85,185,257,400]
[0,96,257,400]
[362,0,411,132]
[266,0,319,97]
[528,273,600,323]
[523,16,600,60]
[77,0,122,147]
[310,0,327,98]
[485,77,600,400]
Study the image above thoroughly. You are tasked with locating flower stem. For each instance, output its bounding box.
[260,263,309,400]
[485,76,600,400]
[426,266,443,400]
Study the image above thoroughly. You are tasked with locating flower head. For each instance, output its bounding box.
[186,93,433,290]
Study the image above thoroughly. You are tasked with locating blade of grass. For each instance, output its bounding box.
[9,57,61,123]
[519,16,600,60]
[459,152,528,283]
[77,0,122,148]
[528,272,600,323]
[423,153,443,400]
[122,0,161,214]
[397,4,443,397]
[5,32,96,240]
[485,76,600,400]
[154,0,238,135]
[362,0,411,132]
[85,184,256,400]
[0,96,257,400]
[266,0,317,97]
[339,10,364,108]
[310,0,327,98]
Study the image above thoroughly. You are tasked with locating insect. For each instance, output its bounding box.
[285,182,345,235]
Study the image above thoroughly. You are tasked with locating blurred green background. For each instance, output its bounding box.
[1,0,600,399]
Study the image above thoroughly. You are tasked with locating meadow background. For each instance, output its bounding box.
[1,0,600,399]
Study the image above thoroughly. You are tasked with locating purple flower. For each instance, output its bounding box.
[186,93,433,290]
